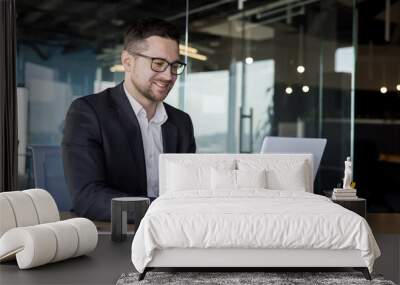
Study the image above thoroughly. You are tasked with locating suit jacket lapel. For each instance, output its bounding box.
[162,120,178,153]
[110,83,147,192]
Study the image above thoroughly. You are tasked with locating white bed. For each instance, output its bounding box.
[131,154,380,280]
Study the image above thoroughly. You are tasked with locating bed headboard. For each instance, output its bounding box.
[159,154,314,195]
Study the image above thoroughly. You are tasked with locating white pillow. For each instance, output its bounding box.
[236,169,267,189]
[211,168,236,190]
[167,160,235,191]
[266,165,307,191]
[168,163,209,191]
[211,169,268,190]
[237,159,310,192]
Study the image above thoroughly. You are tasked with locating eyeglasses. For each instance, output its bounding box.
[129,52,186,75]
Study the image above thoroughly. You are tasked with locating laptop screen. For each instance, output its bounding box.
[260,136,327,180]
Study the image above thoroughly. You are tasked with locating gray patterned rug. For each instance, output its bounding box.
[116,271,396,285]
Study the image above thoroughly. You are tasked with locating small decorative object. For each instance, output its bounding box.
[332,157,357,200]
[343,157,352,189]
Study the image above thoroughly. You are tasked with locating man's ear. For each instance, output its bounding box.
[121,50,133,71]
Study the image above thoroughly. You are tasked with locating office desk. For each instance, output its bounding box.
[59,212,136,233]
[0,234,134,285]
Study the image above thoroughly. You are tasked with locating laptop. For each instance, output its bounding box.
[260,136,327,180]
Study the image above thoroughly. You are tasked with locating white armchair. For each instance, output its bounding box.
[0,189,97,269]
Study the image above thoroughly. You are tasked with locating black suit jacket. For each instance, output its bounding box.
[62,82,196,221]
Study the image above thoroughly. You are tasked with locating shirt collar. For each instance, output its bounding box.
[152,101,168,124]
[123,83,168,125]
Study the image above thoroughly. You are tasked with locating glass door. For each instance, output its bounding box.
[236,0,356,192]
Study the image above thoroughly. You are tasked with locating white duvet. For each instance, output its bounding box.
[131,190,380,273]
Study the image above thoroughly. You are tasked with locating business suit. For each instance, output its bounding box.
[62,82,196,221]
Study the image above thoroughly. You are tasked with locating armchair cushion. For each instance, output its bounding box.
[0,189,97,269]
[0,189,59,237]
[0,218,97,269]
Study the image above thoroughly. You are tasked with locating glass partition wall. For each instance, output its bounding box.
[184,0,355,194]
[16,1,357,203]
[354,0,400,212]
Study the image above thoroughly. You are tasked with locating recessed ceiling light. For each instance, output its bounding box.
[297,65,305,73]
[380,86,388,94]
[245,57,254,64]
[302,85,310,93]
[396,84,400,91]
[285,87,293,94]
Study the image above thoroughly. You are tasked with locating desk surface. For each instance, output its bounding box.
[0,234,134,285]
[60,212,135,233]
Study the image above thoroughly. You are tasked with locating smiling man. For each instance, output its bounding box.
[62,18,196,221]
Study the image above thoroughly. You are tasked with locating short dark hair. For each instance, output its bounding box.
[124,18,180,52]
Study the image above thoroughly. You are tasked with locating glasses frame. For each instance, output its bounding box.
[128,51,186,75]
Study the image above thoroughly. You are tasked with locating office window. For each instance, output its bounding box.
[16,0,399,213]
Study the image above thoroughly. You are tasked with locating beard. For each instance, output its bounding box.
[130,76,172,103]
[142,86,167,102]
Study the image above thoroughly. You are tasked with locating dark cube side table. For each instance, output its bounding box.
[111,197,150,242]
[332,198,366,219]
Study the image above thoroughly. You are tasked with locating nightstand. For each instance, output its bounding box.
[332,198,366,219]
[111,197,150,242]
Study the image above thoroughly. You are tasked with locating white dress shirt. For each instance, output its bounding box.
[124,85,168,198]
